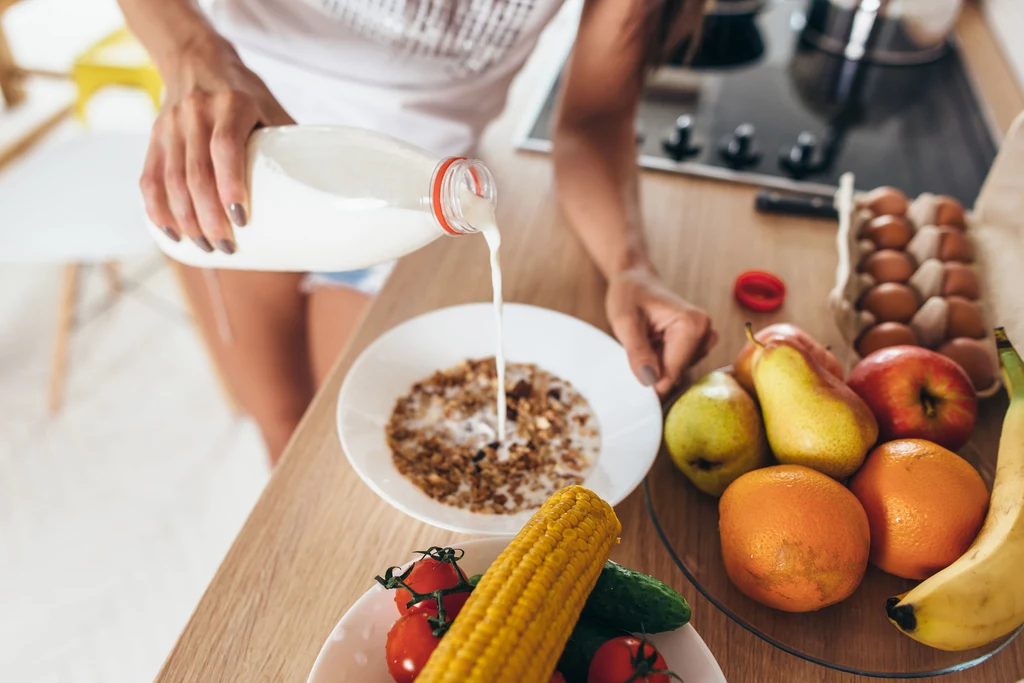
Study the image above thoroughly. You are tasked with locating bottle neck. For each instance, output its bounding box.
[431,157,497,235]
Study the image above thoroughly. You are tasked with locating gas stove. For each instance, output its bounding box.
[517,0,999,204]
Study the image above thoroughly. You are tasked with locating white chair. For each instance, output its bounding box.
[0,126,152,410]
[0,123,241,414]
[1,22,241,414]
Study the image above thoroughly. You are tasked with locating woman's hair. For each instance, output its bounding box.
[644,0,710,67]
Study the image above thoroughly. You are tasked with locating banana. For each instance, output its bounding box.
[886,327,1024,651]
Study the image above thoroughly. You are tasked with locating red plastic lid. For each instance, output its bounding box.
[734,270,786,312]
[431,156,465,235]
[431,156,485,236]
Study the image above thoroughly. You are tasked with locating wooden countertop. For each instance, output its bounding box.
[156,6,1024,683]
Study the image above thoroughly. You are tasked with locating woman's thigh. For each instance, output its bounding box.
[173,263,315,430]
[306,283,372,387]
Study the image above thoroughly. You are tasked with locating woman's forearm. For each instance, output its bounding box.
[117,0,231,74]
[553,114,653,279]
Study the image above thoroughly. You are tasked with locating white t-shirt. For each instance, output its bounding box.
[209,0,566,156]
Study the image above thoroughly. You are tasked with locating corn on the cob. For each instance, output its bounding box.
[416,485,620,683]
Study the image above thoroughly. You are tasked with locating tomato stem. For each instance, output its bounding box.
[623,632,684,683]
[374,546,476,638]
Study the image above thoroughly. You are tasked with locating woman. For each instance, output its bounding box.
[119,0,717,463]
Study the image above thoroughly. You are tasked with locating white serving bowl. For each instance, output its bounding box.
[337,303,663,535]
[307,537,727,683]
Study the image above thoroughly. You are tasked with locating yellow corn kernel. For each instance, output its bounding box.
[417,485,621,683]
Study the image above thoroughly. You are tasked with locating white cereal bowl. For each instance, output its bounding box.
[307,537,727,683]
[337,303,663,535]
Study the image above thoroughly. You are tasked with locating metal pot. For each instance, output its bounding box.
[801,0,963,66]
[665,0,770,70]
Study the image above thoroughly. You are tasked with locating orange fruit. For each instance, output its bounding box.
[849,438,988,580]
[719,465,870,612]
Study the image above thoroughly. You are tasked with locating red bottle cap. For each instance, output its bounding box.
[734,270,786,312]
[432,156,467,235]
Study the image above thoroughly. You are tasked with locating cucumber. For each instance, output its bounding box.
[581,560,691,633]
[557,617,623,683]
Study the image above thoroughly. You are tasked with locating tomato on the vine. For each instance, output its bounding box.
[385,612,440,683]
[588,636,678,683]
[393,557,469,618]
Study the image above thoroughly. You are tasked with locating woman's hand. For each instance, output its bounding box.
[141,38,293,253]
[606,266,718,396]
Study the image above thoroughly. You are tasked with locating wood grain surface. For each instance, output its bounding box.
[156,6,1024,683]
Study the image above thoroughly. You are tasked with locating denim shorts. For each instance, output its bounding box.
[300,261,396,295]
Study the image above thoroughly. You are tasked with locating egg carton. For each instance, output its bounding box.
[828,111,1024,399]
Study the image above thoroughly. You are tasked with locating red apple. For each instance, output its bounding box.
[847,346,977,451]
[734,323,844,396]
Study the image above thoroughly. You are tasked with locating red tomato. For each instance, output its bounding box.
[550,672,567,683]
[394,557,469,618]
[385,612,439,683]
[588,636,674,683]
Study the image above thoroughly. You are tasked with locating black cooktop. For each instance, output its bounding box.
[518,0,998,204]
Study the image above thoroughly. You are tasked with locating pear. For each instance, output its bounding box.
[747,326,878,480]
[665,370,770,496]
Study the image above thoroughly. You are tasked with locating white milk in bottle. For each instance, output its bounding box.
[148,126,496,271]
[147,125,508,439]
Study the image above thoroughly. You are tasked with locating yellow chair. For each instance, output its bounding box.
[71,27,163,120]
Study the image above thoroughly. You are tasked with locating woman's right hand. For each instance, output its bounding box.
[142,38,293,253]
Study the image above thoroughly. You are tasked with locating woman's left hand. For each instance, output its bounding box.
[606,266,718,397]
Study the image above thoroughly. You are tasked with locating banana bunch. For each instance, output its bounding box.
[886,327,1024,651]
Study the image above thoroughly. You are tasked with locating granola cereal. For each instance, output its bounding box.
[387,358,599,514]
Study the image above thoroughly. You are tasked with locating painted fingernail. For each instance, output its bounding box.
[228,203,247,227]
[638,365,659,387]
[192,236,214,253]
[160,226,180,242]
[215,239,236,255]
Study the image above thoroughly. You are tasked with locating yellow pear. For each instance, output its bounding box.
[749,330,878,480]
[665,370,770,496]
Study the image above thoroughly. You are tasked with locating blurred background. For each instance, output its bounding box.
[0,1,269,680]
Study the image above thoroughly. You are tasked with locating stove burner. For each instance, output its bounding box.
[661,116,702,161]
[719,124,762,169]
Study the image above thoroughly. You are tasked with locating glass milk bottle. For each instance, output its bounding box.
[147,126,497,271]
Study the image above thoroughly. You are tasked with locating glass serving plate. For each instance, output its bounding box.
[643,407,1024,678]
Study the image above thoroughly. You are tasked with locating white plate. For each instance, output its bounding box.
[307,538,728,683]
[337,303,663,535]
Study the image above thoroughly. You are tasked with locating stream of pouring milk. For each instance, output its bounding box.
[462,190,506,441]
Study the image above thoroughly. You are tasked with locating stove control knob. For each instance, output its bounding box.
[780,132,819,177]
[661,115,701,161]
[719,123,762,168]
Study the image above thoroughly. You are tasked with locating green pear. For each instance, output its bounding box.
[665,370,770,496]
[750,333,878,480]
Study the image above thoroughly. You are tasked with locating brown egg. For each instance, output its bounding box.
[934,195,966,228]
[856,322,920,357]
[859,249,915,284]
[863,215,913,250]
[860,283,921,324]
[945,296,986,339]
[938,227,974,263]
[862,186,909,217]
[942,262,980,300]
[938,338,998,391]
